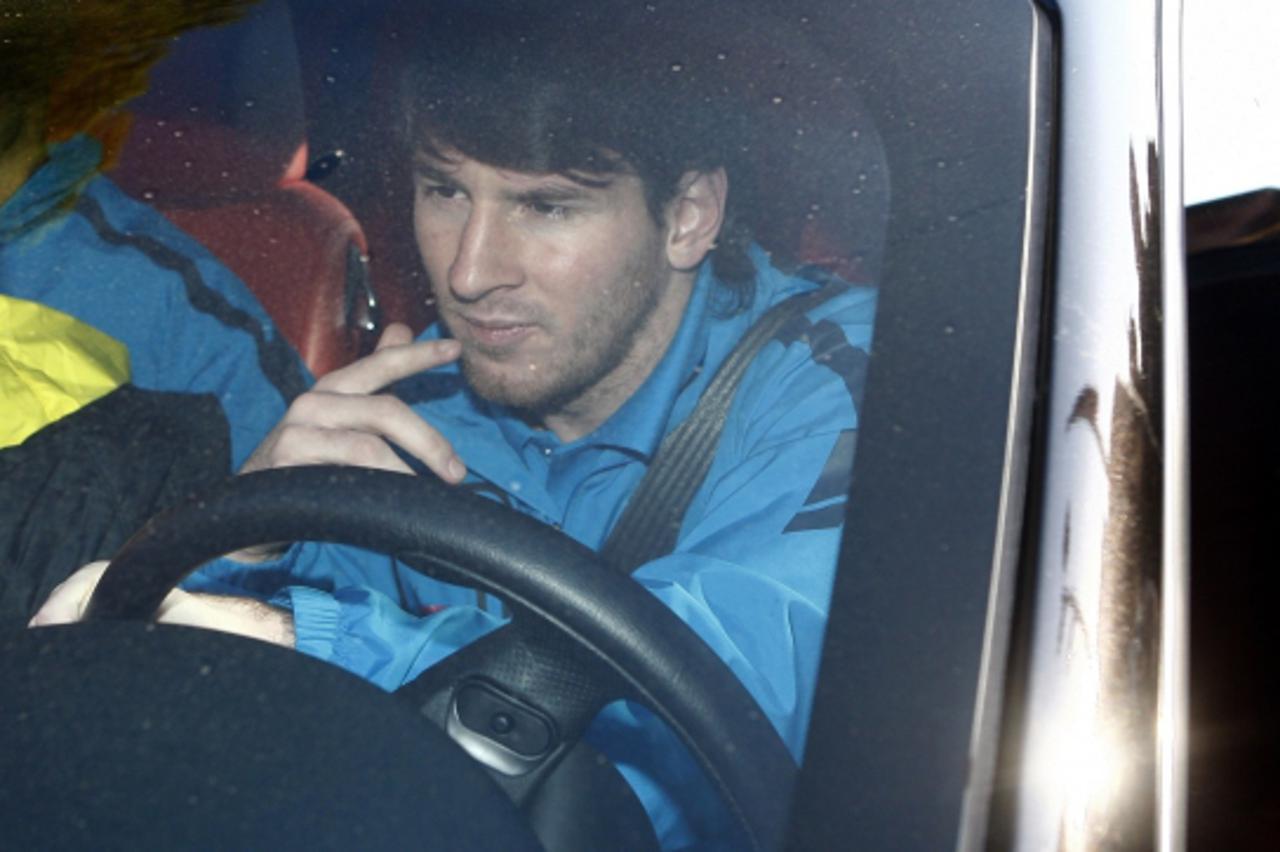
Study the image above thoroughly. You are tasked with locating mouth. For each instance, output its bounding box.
[452,313,537,350]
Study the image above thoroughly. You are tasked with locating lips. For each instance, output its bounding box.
[453,312,537,349]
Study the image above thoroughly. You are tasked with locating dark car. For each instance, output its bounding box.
[2,0,1274,848]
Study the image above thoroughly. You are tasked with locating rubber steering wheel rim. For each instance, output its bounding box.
[86,465,797,851]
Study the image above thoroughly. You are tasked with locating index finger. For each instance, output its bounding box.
[375,322,414,350]
[316,337,462,395]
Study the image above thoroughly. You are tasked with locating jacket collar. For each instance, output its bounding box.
[0,135,102,243]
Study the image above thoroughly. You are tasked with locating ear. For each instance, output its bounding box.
[664,168,728,272]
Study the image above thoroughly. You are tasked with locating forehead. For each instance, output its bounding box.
[412,149,642,200]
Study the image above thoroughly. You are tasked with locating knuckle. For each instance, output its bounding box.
[370,393,408,419]
[346,433,390,467]
[288,391,326,420]
[269,424,312,462]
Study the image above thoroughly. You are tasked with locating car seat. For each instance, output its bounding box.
[290,0,889,323]
[111,0,377,376]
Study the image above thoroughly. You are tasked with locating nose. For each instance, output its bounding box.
[446,204,523,302]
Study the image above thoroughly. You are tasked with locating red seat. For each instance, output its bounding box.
[112,0,376,376]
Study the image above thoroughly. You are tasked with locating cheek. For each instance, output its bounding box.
[530,219,659,304]
[413,210,459,284]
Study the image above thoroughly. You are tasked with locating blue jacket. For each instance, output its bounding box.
[193,247,876,847]
[0,135,303,467]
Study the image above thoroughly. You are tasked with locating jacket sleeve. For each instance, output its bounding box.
[186,541,506,692]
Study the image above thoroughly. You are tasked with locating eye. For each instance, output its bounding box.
[527,200,571,220]
[418,182,463,202]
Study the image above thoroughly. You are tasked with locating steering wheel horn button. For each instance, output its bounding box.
[448,680,557,776]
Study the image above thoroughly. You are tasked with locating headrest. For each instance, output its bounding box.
[112,0,305,204]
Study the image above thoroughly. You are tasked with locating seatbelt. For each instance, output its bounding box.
[599,282,848,574]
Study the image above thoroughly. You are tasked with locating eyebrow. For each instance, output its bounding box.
[412,161,457,184]
[510,184,598,206]
[412,158,614,202]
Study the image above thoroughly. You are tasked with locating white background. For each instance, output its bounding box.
[1183,0,1280,204]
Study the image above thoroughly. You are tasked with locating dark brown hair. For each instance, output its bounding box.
[0,0,250,157]
[398,0,759,304]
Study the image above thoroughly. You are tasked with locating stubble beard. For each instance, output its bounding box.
[453,248,668,420]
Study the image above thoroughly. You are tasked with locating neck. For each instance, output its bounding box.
[0,111,46,208]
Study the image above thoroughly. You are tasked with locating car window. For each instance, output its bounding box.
[0,1,1043,848]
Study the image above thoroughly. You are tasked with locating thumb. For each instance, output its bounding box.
[375,322,414,350]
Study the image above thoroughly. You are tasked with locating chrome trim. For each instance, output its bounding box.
[956,5,1057,849]
[1156,0,1190,847]
[445,699,543,777]
[1006,0,1187,848]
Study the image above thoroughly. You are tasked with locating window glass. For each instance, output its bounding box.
[0,0,1037,847]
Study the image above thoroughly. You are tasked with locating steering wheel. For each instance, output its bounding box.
[81,465,797,850]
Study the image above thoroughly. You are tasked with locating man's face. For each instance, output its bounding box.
[413,149,691,434]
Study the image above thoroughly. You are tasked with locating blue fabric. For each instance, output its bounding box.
[192,248,876,848]
[0,135,301,467]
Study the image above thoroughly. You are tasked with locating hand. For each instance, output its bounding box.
[241,322,467,482]
[29,560,295,648]
[27,560,110,627]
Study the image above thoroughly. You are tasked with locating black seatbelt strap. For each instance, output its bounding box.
[599,282,848,574]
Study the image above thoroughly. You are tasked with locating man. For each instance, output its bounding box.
[35,2,877,846]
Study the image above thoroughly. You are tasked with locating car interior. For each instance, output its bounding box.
[1185,187,1280,848]
[1,0,1074,848]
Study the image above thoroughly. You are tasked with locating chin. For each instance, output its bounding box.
[460,356,556,411]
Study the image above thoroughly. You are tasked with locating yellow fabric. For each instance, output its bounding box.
[0,295,131,448]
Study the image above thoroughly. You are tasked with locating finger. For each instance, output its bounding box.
[316,337,461,395]
[262,423,418,475]
[29,561,110,627]
[375,322,414,350]
[240,392,457,478]
[273,394,466,482]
